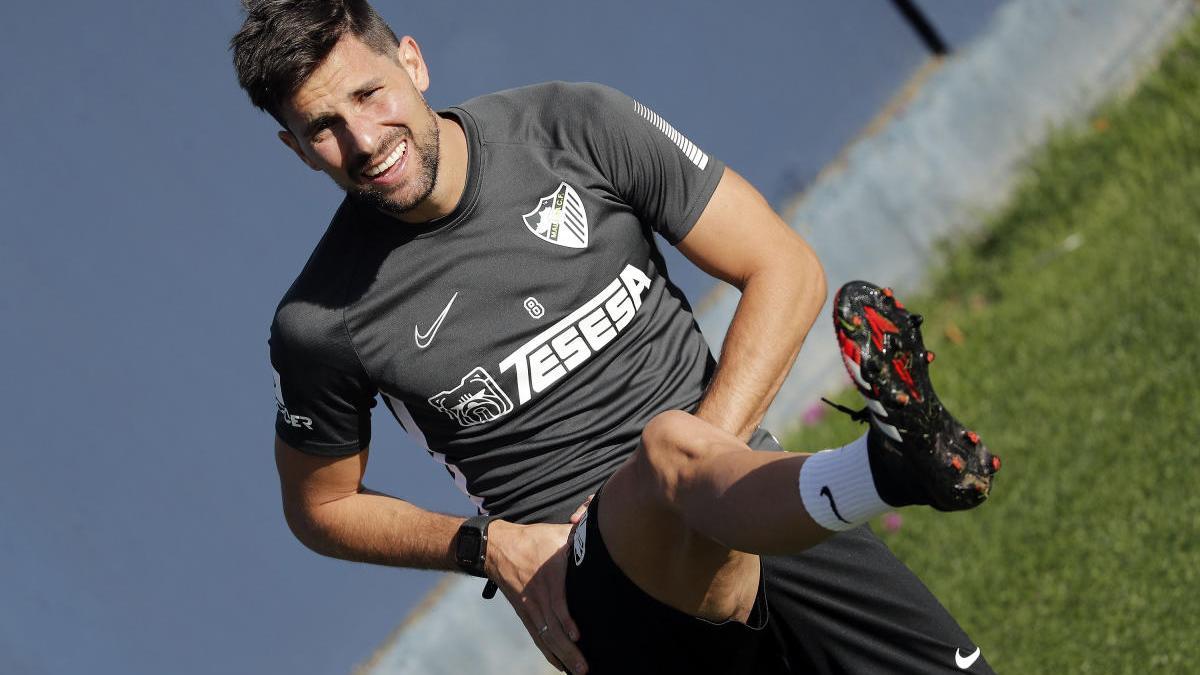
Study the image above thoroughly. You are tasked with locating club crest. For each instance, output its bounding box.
[522,182,588,249]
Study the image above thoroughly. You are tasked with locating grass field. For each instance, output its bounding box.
[784,16,1200,675]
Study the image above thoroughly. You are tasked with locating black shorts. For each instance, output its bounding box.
[562,428,994,674]
[565,492,769,674]
[743,428,995,675]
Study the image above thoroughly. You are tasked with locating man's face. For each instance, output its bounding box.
[278,35,440,218]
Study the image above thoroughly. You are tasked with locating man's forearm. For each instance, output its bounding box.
[694,241,826,440]
[285,487,464,570]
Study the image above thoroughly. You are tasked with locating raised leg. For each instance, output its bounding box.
[596,410,837,623]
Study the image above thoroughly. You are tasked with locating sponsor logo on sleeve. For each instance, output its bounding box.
[272,368,313,430]
[427,367,515,427]
[522,182,588,249]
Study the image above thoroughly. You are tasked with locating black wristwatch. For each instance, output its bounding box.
[455,515,496,578]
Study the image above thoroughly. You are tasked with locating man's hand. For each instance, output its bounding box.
[487,520,587,675]
[570,495,594,524]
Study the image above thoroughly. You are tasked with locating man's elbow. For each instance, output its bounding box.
[281,498,340,558]
[796,238,827,298]
[774,233,826,303]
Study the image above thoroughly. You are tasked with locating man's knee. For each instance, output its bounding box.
[636,411,707,502]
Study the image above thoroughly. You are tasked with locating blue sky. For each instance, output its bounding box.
[0,1,1003,673]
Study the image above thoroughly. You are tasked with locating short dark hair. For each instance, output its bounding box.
[231,0,401,127]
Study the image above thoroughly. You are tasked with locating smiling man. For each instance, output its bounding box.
[231,1,1000,673]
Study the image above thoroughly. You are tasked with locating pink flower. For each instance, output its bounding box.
[882,511,903,533]
[801,402,828,426]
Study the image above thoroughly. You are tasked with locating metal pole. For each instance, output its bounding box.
[889,0,950,55]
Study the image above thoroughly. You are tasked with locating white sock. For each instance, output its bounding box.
[798,434,891,531]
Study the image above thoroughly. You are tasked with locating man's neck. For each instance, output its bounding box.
[392,114,468,224]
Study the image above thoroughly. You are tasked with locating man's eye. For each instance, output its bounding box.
[365,87,383,99]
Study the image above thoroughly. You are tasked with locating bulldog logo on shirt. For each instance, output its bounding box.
[522,182,588,249]
[427,367,514,427]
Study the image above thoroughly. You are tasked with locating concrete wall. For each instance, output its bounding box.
[358,1,1195,672]
[355,577,558,675]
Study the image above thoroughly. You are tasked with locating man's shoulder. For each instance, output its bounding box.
[271,197,368,352]
[452,82,630,144]
[458,81,625,110]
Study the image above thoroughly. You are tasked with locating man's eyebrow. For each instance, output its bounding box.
[302,113,338,137]
[351,78,385,99]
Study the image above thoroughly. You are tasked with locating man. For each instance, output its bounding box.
[232,1,1000,673]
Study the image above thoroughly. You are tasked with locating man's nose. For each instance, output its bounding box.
[343,114,380,157]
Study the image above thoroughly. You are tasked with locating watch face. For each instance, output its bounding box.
[457,529,482,562]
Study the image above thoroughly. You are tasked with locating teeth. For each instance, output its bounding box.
[364,140,406,177]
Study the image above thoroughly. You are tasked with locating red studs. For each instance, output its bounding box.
[852,315,862,327]
[925,351,936,363]
[966,431,980,445]
[991,455,1002,472]
[895,392,910,405]
[950,455,965,471]
[882,287,894,298]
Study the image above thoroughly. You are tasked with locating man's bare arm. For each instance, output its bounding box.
[677,168,827,440]
[274,435,462,569]
[274,435,588,673]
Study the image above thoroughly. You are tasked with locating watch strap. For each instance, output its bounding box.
[455,514,497,578]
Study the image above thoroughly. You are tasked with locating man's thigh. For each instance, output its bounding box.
[565,493,767,674]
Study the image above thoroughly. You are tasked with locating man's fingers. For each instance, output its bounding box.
[540,546,586,673]
[513,601,567,672]
[534,636,566,673]
[570,494,595,524]
[538,614,587,675]
[489,521,587,674]
[537,637,566,674]
[552,593,580,643]
[549,553,580,642]
[508,589,580,674]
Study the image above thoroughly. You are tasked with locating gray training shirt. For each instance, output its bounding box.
[270,82,726,523]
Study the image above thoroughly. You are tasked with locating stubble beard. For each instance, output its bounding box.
[350,103,441,218]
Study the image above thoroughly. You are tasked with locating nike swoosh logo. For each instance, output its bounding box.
[955,647,981,669]
[414,292,458,349]
[819,485,851,524]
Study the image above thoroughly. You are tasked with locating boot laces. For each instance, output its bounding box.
[820,397,871,424]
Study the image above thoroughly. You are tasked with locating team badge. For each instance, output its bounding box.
[522,182,588,249]
[427,367,514,427]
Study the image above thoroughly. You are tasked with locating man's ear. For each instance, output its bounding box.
[396,36,430,93]
[278,130,321,171]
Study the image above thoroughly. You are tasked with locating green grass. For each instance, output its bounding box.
[784,17,1200,675]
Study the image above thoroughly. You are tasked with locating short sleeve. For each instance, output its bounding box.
[573,84,726,244]
[269,305,376,456]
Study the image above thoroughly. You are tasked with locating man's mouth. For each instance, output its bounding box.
[362,139,408,180]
